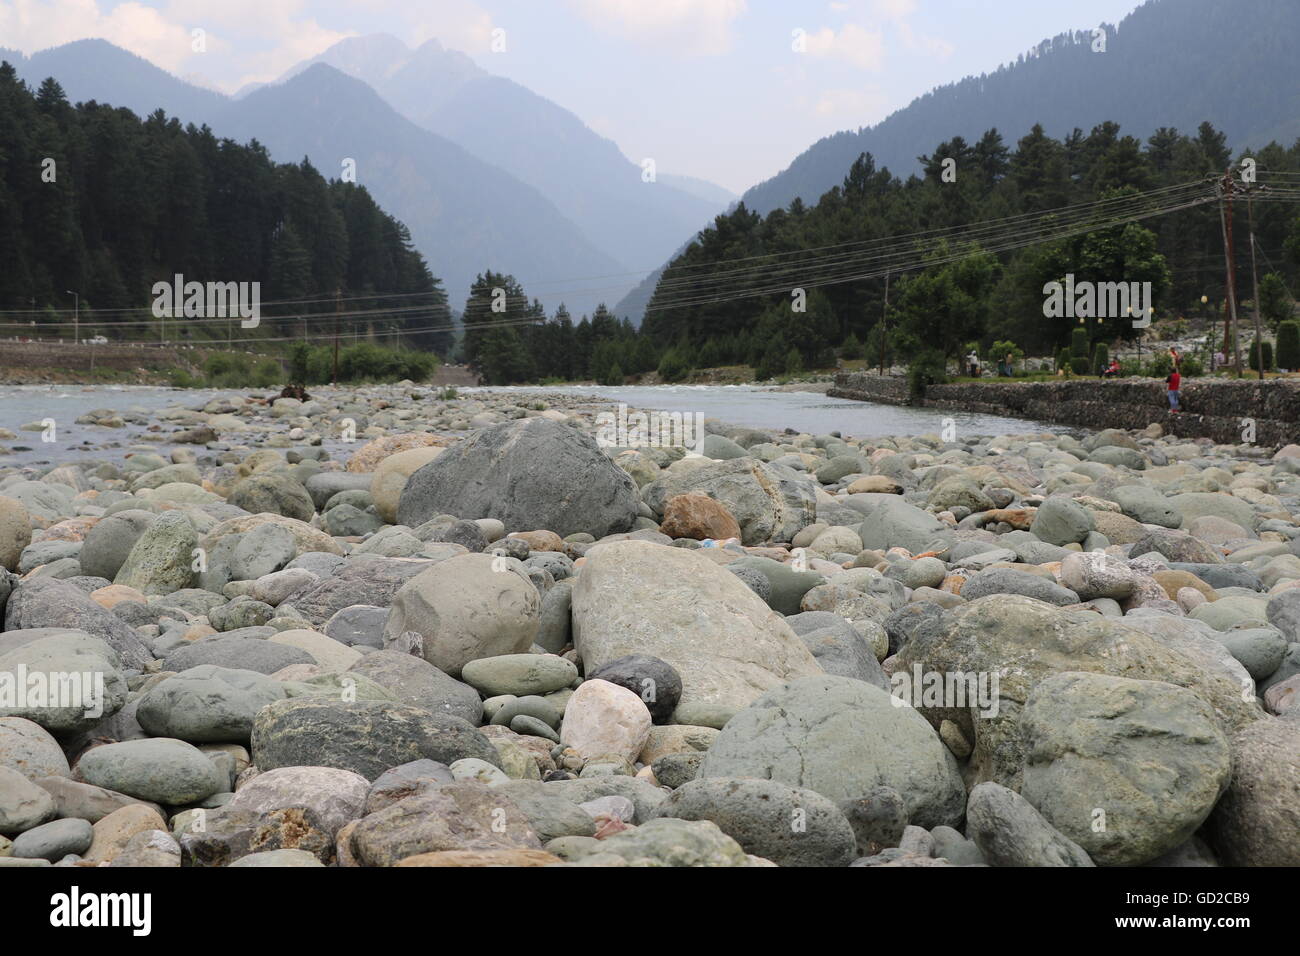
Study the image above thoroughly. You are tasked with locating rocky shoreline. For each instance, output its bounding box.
[0,383,1296,867]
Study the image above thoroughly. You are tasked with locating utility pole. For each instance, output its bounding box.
[1246,186,1266,380]
[1218,168,1241,377]
[332,287,341,385]
[65,290,78,345]
[878,272,890,376]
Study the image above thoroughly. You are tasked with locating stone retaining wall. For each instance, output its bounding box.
[829,371,1300,446]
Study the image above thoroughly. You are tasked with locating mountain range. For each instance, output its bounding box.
[738,0,1300,217]
[2,37,733,314]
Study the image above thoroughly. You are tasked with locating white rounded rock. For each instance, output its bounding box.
[559,679,652,763]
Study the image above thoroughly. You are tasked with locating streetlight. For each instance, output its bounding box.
[1200,295,1209,369]
[65,290,78,344]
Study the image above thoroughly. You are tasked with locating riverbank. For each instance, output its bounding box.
[0,383,1295,869]
[830,371,1300,446]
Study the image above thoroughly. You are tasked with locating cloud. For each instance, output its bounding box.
[801,23,885,71]
[568,0,747,54]
[0,0,195,71]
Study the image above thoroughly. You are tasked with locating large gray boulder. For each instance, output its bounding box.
[641,459,817,545]
[965,782,1094,867]
[135,665,289,743]
[250,697,500,781]
[284,556,434,627]
[381,554,540,678]
[0,631,128,734]
[855,495,954,555]
[396,418,638,538]
[113,511,198,595]
[1207,718,1300,866]
[654,776,857,867]
[78,510,155,580]
[4,578,152,669]
[571,541,822,729]
[1019,672,1231,866]
[347,650,484,724]
[895,595,1261,790]
[74,738,225,805]
[699,675,966,829]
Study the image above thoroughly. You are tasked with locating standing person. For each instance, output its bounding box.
[967,349,980,377]
[1166,366,1181,413]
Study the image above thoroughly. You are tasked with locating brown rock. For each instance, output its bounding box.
[32,517,99,544]
[845,476,904,495]
[983,508,1036,530]
[658,493,742,541]
[84,805,168,863]
[90,584,148,610]
[509,530,565,552]
[1153,569,1217,602]
[346,434,452,473]
[394,848,562,867]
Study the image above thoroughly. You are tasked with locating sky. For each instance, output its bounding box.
[0,0,1148,194]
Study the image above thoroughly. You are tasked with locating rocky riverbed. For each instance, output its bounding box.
[0,383,1296,867]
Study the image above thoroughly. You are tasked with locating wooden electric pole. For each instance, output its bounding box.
[1246,187,1266,380]
[332,287,341,385]
[1219,169,1241,377]
[878,272,890,376]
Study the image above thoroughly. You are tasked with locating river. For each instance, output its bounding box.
[0,382,1067,468]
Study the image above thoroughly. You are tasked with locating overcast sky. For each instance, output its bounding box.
[1,0,1147,193]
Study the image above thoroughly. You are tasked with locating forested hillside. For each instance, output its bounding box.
[0,64,450,354]
[640,121,1300,376]
[741,0,1300,216]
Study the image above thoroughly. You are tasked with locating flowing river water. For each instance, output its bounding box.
[0,382,1068,468]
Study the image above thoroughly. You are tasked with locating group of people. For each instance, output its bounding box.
[968,343,1184,413]
[966,351,1018,377]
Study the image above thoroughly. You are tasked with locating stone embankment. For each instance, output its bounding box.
[830,372,1300,446]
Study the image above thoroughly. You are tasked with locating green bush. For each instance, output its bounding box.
[1056,346,1072,373]
[1275,321,1299,370]
[1070,357,1090,375]
[1145,353,1203,378]
[907,349,948,399]
[657,347,692,382]
[840,332,865,359]
[599,362,625,386]
[785,348,804,375]
[1092,343,1109,375]
[1071,327,1089,358]
[1247,339,1274,373]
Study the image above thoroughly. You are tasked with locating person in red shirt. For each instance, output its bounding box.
[1166,368,1181,412]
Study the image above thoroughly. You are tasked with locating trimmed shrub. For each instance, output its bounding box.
[1091,343,1109,375]
[1071,327,1089,358]
[1274,321,1299,370]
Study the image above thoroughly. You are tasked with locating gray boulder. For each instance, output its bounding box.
[4,578,152,669]
[136,665,289,743]
[397,418,638,538]
[1019,672,1231,866]
[347,650,484,724]
[571,541,822,729]
[250,697,500,781]
[699,675,966,829]
[965,782,1094,867]
[654,776,857,867]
